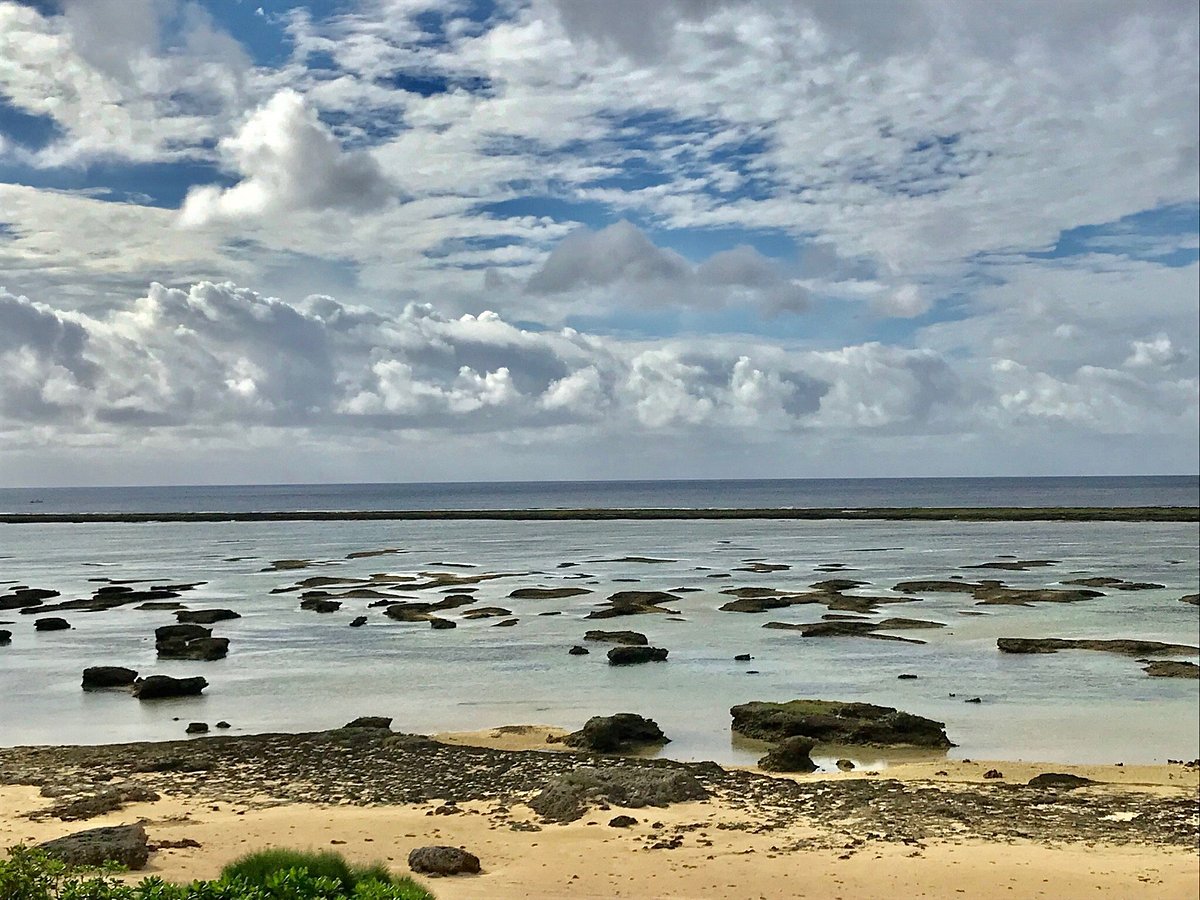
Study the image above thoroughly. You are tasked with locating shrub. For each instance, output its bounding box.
[0,846,433,900]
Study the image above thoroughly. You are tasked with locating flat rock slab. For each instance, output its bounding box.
[997,637,1199,657]
[38,823,149,869]
[731,699,952,748]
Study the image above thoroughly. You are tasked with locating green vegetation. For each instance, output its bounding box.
[0,846,433,900]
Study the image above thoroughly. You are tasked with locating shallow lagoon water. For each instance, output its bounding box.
[1,517,1197,767]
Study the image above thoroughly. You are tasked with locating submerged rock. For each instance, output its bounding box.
[730,699,953,748]
[175,609,240,625]
[997,637,1198,657]
[584,629,648,645]
[508,587,592,599]
[1143,660,1200,678]
[34,617,71,631]
[563,713,669,753]
[585,591,680,620]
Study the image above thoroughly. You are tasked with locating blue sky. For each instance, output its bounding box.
[0,0,1196,484]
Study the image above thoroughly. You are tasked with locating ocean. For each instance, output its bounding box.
[1,477,1197,766]
[0,474,1197,514]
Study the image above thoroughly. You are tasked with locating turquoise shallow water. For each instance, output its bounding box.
[1,517,1197,767]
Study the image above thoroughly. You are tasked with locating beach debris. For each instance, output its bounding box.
[731,699,953,748]
[997,637,1199,657]
[38,823,150,870]
[132,675,208,700]
[562,714,669,753]
[344,716,393,730]
[34,617,71,631]
[607,646,669,665]
[81,666,138,691]
[758,736,817,773]
[407,845,481,876]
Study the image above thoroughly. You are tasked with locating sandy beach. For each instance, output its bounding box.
[2,725,1196,900]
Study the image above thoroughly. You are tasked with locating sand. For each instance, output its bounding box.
[1,784,1196,900]
[3,725,1197,900]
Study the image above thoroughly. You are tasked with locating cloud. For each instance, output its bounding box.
[180,90,393,226]
[523,221,809,314]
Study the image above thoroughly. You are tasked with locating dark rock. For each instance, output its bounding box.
[529,767,707,823]
[608,815,638,828]
[47,786,160,821]
[983,769,1004,779]
[155,623,209,644]
[585,591,680,620]
[132,675,208,700]
[0,587,59,610]
[408,845,481,876]
[461,607,513,620]
[0,629,10,645]
[964,559,1057,571]
[1027,772,1094,789]
[508,587,592,599]
[1143,660,1200,678]
[730,699,953,748]
[965,697,982,704]
[492,618,519,627]
[584,630,648,645]
[160,635,228,661]
[758,736,817,773]
[568,645,590,655]
[734,653,753,661]
[429,617,456,629]
[607,646,669,665]
[1181,594,1199,606]
[563,713,669,752]
[216,721,231,729]
[998,637,1198,657]
[175,609,240,625]
[300,598,342,613]
[836,758,855,771]
[38,823,150,870]
[897,673,918,679]
[186,722,209,734]
[82,666,139,690]
[34,617,71,631]
[349,616,368,627]
[344,716,393,730]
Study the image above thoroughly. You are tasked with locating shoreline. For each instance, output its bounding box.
[1,505,1197,523]
[2,727,1197,899]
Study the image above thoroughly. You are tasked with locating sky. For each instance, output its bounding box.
[0,0,1197,486]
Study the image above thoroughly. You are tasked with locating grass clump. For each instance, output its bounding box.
[0,844,434,900]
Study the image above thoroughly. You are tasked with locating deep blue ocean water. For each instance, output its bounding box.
[0,475,1196,514]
